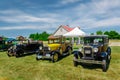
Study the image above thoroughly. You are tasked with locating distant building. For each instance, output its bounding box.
[48,25,74,39]
[53,25,74,36]
[16,36,26,41]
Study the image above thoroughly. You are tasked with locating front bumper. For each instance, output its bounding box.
[36,53,52,59]
[74,58,104,65]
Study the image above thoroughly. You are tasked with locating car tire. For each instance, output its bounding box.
[73,57,78,67]
[107,47,111,61]
[7,53,12,57]
[68,48,72,55]
[36,57,39,61]
[102,59,107,72]
[15,53,19,58]
[52,52,59,62]
[7,51,12,57]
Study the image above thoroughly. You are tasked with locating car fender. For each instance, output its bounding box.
[51,51,59,55]
[66,46,72,52]
[73,51,83,59]
[107,47,111,55]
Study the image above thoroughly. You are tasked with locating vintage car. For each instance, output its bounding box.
[7,41,43,57]
[36,36,73,62]
[73,35,111,72]
[0,37,14,51]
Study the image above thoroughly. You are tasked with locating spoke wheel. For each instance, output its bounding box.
[7,51,12,57]
[52,53,59,62]
[73,57,78,67]
[102,59,107,72]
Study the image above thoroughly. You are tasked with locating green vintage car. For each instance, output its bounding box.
[0,37,14,51]
[36,36,73,62]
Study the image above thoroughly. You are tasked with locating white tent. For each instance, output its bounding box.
[63,27,86,44]
[63,27,85,37]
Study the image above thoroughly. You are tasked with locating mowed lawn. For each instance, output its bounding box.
[0,46,120,80]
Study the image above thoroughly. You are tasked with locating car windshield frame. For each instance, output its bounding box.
[83,37,104,45]
[48,39,60,44]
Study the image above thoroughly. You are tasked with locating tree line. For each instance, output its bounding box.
[28,30,120,41]
[91,30,120,39]
[29,31,50,41]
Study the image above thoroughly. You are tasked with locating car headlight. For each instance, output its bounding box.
[39,46,42,50]
[78,48,82,52]
[48,47,51,50]
[94,48,98,53]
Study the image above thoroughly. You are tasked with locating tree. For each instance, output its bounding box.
[90,33,94,35]
[104,30,120,39]
[96,30,103,35]
[29,34,35,40]
[109,31,119,39]
[29,31,50,41]
[104,31,110,38]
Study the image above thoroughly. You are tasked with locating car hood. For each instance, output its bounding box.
[48,44,60,51]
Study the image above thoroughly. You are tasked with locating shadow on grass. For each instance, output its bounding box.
[16,53,36,58]
[36,53,73,63]
[78,60,111,72]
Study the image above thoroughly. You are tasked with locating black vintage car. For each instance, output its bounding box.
[73,35,111,72]
[7,41,43,57]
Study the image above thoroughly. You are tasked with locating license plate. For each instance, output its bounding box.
[37,55,42,59]
[46,54,50,57]
[85,50,91,54]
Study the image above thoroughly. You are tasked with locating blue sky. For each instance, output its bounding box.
[0,0,120,38]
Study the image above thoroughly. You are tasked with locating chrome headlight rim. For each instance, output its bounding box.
[94,47,98,53]
[48,47,51,50]
[39,46,42,50]
[78,48,82,52]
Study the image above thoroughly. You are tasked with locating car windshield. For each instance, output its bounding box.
[84,37,103,45]
[48,39,60,44]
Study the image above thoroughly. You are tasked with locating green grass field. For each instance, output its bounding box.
[0,46,120,80]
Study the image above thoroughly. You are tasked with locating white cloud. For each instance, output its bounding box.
[0,25,50,30]
[0,10,59,23]
[0,15,58,23]
[66,0,120,30]
[93,17,120,27]
[60,0,80,4]
[0,0,120,33]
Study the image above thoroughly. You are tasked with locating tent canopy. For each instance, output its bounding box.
[63,27,85,37]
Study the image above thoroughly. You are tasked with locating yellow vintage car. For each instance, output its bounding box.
[36,36,73,62]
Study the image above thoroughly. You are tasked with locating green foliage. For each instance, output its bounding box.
[91,30,120,39]
[96,30,103,35]
[90,33,94,35]
[29,31,50,41]
[104,30,120,39]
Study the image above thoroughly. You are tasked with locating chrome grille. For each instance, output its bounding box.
[44,47,49,51]
[84,47,92,57]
